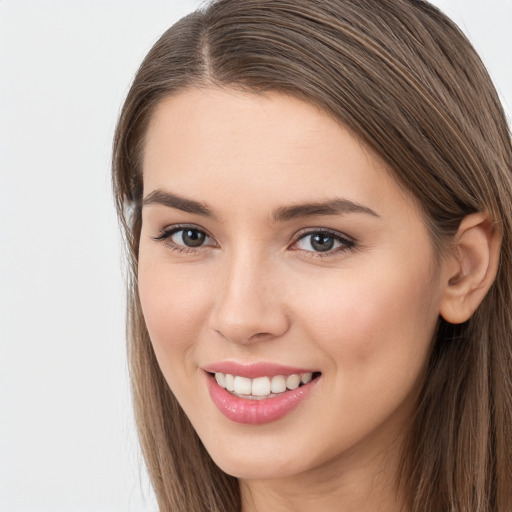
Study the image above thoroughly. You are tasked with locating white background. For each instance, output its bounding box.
[0,1,510,511]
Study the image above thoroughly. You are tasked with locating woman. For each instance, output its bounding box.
[112,0,512,510]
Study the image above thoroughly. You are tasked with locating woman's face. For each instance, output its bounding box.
[138,87,445,482]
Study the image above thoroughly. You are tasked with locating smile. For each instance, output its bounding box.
[213,372,315,399]
[204,367,321,425]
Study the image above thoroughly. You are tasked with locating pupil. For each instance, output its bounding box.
[311,234,334,252]
[182,229,205,247]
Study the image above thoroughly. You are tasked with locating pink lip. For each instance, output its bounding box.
[204,367,320,425]
[202,361,317,378]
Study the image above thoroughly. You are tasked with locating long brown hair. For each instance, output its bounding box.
[112,1,512,510]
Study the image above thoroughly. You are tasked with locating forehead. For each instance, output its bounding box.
[142,87,420,223]
[143,88,352,174]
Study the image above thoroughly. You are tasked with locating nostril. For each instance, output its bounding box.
[209,284,291,345]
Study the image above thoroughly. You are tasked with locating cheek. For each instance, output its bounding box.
[295,262,440,373]
[137,256,212,367]
[290,264,441,441]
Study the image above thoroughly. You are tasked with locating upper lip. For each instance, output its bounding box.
[202,361,319,379]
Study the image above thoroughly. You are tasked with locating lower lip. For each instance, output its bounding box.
[205,373,319,425]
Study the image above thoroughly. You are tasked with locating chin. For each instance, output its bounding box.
[201,433,311,481]
[212,455,300,481]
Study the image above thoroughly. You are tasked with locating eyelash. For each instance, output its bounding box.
[153,224,217,254]
[153,225,356,257]
[291,228,355,257]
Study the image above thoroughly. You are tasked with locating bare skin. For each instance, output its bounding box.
[138,87,499,512]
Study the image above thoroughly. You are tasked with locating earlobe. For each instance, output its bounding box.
[439,212,501,324]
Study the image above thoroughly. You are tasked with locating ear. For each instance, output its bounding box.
[439,212,501,324]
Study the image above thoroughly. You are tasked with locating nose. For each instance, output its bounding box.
[209,249,290,345]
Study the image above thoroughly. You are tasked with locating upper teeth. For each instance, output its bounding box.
[214,372,313,398]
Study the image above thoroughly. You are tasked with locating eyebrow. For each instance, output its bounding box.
[143,189,216,218]
[142,189,379,221]
[272,198,379,222]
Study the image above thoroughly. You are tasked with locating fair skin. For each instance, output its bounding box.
[138,87,499,512]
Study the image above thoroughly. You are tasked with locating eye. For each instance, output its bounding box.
[170,228,209,247]
[292,230,354,254]
[153,225,215,252]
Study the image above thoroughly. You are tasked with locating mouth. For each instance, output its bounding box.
[204,366,322,425]
[208,371,321,400]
